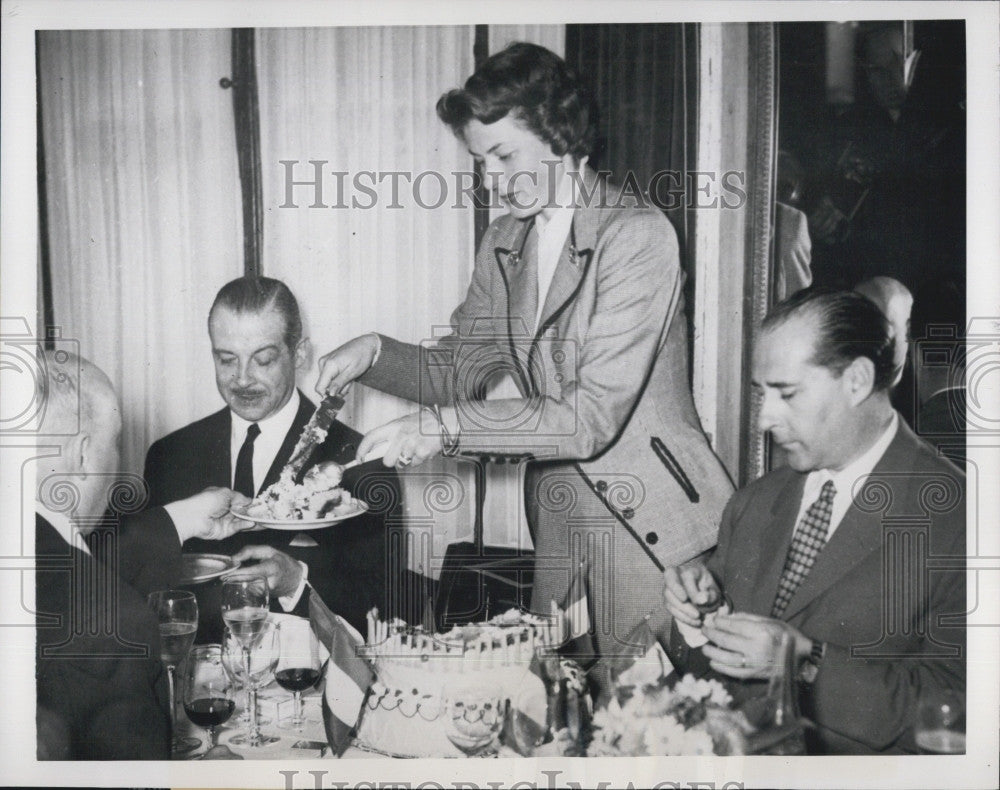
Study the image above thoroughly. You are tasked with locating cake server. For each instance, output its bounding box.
[283,386,348,484]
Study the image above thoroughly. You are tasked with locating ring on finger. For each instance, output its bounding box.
[397,454,413,467]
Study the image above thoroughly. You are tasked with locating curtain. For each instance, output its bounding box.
[38,29,244,477]
[256,26,475,431]
[565,24,694,251]
[256,26,478,566]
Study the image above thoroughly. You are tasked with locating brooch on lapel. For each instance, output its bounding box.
[493,247,521,268]
[568,244,592,269]
[568,244,582,268]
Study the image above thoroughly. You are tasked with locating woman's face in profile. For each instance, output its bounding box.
[462,114,575,221]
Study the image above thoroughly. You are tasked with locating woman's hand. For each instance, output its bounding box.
[315,334,380,397]
[357,410,442,469]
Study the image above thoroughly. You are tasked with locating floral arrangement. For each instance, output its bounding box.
[588,674,748,756]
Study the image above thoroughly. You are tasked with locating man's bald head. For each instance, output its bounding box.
[37,351,122,523]
[39,350,118,435]
[855,276,913,386]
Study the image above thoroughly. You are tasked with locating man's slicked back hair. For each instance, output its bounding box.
[209,277,303,350]
[763,287,897,392]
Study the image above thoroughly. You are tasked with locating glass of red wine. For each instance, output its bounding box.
[275,618,323,731]
[220,577,271,747]
[147,589,200,755]
[183,644,235,756]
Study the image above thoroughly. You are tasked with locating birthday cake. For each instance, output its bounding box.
[353,609,559,757]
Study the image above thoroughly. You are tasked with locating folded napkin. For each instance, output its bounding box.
[309,590,374,757]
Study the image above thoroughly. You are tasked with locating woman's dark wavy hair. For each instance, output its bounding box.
[763,287,897,392]
[436,42,597,161]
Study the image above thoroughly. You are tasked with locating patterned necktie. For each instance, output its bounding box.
[234,422,261,498]
[771,479,836,618]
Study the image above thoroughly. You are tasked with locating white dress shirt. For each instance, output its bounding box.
[793,411,899,539]
[229,389,301,493]
[229,389,309,611]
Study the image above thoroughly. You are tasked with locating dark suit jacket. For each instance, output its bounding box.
[707,419,966,754]
[143,390,403,638]
[36,509,181,760]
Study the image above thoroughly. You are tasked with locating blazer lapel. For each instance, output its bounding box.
[494,219,538,395]
[534,168,602,338]
[505,229,539,340]
[535,224,591,336]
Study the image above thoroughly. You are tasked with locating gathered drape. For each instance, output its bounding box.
[256,27,481,560]
[255,26,475,434]
[38,29,244,477]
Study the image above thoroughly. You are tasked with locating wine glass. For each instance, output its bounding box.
[443,680,506,757]
[147,589,200,754]
[915,689,966,753]
[220,577,271,748]
[222,640,272,728]
[182,645,235,756]
[222,620,279,747]
[275,619,323,731]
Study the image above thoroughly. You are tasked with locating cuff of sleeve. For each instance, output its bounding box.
[162,500,192,544]
[369,333,382,366]
[278,561,310,612]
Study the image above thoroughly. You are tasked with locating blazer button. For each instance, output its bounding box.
[645,531,658,545]
[621,507,635,520]
[595,480,608,493]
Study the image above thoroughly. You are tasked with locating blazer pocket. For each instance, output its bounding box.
[650,436,700,503]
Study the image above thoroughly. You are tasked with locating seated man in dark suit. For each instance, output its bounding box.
[143,276,402,638]
[664,289,965,754]
[35,350,251,759]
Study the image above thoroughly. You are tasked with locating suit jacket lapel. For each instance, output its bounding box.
[780,421,917,620]
[750,473,806,615]
[209,408,232,489]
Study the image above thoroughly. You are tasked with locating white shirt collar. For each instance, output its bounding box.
[36,503,91,555]
[229,388,301,492]
[533,171,579,334]
[797,411,899,538]
[534,170,579,235]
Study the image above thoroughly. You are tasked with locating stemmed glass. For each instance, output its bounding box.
[275,619,322,731]
[220,577,272,747]
[147,589,200,755]
[182,645,235,756]
[222,620,279,747]
[915,689,966,753]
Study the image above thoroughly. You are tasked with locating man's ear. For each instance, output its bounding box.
[64,431,90,474]
[293,337,310,371]
[844,356,876,405]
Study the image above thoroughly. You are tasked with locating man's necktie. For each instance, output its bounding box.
[771,479,836,618]
[234,423,261,499]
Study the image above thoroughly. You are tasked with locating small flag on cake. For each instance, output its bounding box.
[309,590,374,756]
[555,559,596,668]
